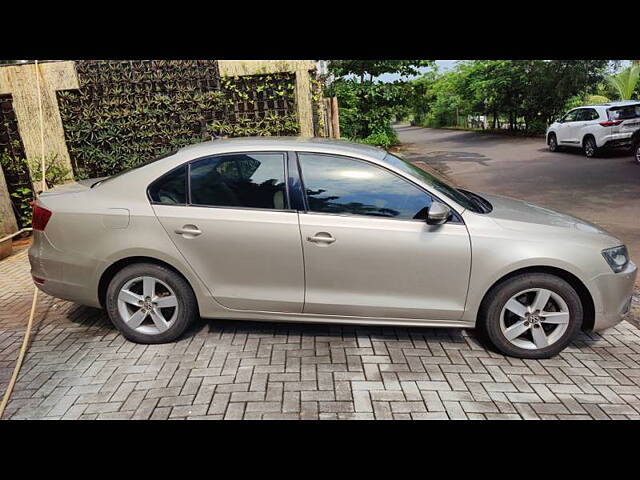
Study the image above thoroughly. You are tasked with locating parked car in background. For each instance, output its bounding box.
[546,101,640,158]
[28,137,637,359]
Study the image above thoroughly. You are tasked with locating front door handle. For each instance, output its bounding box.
[307,232,336,244]
[175,225,202,238]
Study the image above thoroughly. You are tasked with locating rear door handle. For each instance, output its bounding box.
[307,233,336,244]
[175,225,202,237]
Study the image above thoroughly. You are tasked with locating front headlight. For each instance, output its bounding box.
[601,245,629,273]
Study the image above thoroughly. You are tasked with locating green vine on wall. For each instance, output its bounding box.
[214,73,298,137]
[57,62,301,180]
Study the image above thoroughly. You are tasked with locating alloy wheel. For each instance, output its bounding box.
[635,144,640,164]
[584,139,596,157]
[499,288,570,350]
[549,136,557,152]
[117,276,179,335]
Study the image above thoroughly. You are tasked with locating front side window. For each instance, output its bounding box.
[298,153,433,220]
[189,153,287,210]
[148,165,187,205]
[562,110,580,122]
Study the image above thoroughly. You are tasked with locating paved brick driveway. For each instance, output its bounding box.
[1,247,640,420]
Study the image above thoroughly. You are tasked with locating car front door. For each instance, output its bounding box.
[295,152,471,321]
[556,109,581,145]
[150,151,305,313]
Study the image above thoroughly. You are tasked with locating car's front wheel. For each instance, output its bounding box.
[479,273,583,359]
[548,133,559,152]
[634,141,640,164]
[106,263,197,344]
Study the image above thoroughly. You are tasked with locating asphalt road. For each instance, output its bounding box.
[396,125,640,271]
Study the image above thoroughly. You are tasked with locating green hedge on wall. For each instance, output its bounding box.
[57,60,299,180]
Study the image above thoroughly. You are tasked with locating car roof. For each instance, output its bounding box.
[578,100,640,109]
[177,136,389,161]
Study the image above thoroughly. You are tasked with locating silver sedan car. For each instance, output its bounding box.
[29,137,637,358]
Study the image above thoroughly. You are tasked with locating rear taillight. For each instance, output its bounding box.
[32,203,52,231]
[599,120,623,127]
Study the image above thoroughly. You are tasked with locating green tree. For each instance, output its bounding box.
[608,64,640,100]
[327,60,432,147]
[409,60,611,134]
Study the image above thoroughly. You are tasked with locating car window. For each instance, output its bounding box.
[562,110,579,122]
[148,165,187,205]
[576,109,598,121]
[298,153,434,220]
[190,153,287,210]
[608,105,640,120]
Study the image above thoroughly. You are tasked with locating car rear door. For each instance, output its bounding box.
[294,152,471,321]
[150,151,305,313]
[574,108,599,143]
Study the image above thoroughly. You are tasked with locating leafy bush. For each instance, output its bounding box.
[326,61,432,146]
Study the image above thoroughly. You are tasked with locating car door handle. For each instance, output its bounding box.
[307,233,336,244]
[175,225,202,237]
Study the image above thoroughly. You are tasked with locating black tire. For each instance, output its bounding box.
[634,142,640,165]
[583,136,598,157]
[105,262,197,344]
[479,273,583,359]
[547,133,559,152]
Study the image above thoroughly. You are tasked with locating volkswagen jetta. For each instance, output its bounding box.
[29,137,637,358]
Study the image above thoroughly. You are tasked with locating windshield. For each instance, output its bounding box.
[608,104,640,120]
[383,153,483,212]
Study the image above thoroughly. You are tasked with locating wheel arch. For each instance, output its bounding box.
[477,265,595,332]
[582,133,596,147]
[547,131,557,144]
[98,255,200,315]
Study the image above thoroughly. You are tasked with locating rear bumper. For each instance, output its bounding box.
[28,231,101,308]
[599,132,634,149]
[590,261,637,331]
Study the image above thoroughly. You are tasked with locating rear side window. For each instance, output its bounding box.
[148,165,187,205]
[189,153,287,210]
[582,109,600,121]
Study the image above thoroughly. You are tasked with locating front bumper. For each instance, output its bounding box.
[590,261,637,331]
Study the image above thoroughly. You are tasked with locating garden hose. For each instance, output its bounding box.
[0,60,47,419]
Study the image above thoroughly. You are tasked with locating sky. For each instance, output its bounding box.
[375,60,630,83]
[377,60,458,83]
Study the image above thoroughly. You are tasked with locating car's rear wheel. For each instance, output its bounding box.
[479,273,583,359]
[106,263,197,344]
[583,136,598,157]
[548,133,559,152]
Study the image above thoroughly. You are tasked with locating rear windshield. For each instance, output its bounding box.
[608,105,640,120]
[92,150,178,187]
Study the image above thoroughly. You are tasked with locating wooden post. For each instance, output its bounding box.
[0,61,79,183]
[330,96,340,139]
[0,162,18,259]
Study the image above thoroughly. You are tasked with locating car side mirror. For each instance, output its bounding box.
[426,201,450,225]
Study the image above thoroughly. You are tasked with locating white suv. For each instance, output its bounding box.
[546,101,640,161]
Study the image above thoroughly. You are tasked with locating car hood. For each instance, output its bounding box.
[478,192,621,244]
